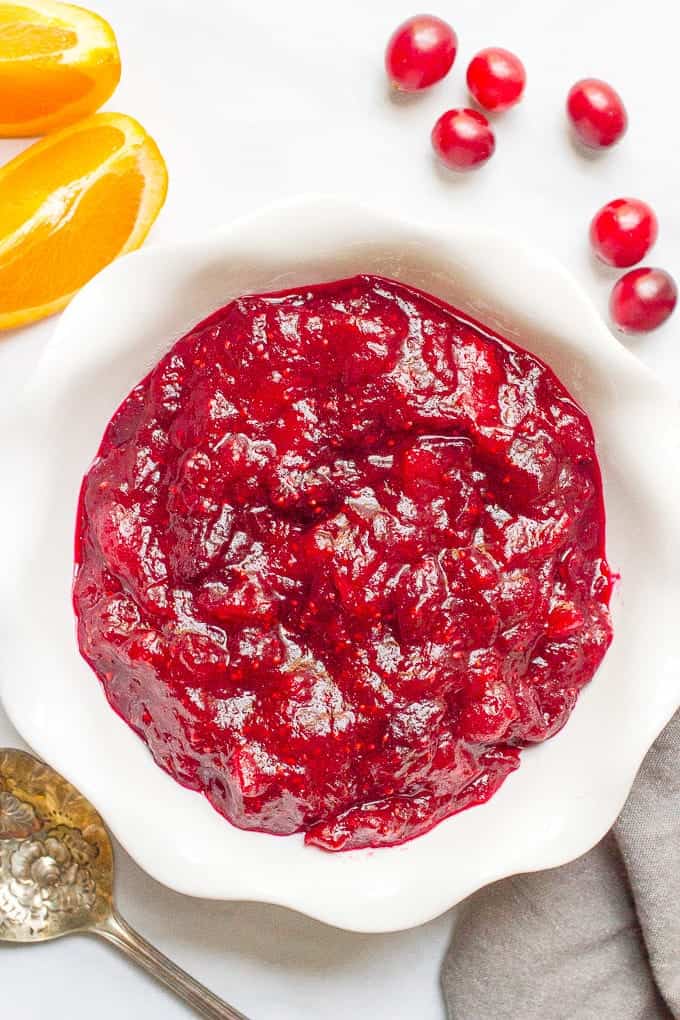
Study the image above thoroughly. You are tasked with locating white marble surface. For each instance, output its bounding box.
[1,0,677,1015]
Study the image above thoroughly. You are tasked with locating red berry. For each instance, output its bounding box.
[567,78,627,148]
[590,198,658,268]
[466,47,526,111]
[431,108,495,171]
[610,268,677,333]
[385,14,457,92]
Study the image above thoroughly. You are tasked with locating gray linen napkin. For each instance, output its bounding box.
[441,710,680,1020]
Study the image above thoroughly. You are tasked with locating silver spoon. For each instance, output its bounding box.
[0,747,248,1019]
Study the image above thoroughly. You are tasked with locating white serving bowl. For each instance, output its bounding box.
[1,196,679,933]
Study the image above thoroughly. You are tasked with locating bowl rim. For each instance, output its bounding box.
[2,194,680,933]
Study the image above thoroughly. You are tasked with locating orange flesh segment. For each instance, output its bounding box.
[0,64,93,124]
[0,113,167,327]
[0,164,144,313]
[0,123,123,237]
[0,1,120,134]
[0,5,78,57]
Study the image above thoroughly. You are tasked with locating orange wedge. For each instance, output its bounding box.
[0,111,168,329]
[0,0,121,137]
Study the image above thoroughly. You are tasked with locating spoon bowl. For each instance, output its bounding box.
[0,747,247,1018]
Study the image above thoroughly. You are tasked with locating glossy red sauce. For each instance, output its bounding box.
[73,275,613,851]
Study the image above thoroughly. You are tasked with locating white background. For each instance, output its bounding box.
[1,0,677,1016]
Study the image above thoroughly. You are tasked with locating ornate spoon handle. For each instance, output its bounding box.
[94,910,249,1019]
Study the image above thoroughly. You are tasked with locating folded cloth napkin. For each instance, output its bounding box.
[441,710,680,1020]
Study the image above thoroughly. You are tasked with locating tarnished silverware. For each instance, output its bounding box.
[0,747,248,1019]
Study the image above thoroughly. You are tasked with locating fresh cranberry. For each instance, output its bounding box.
[466,47,526,111]
[590,198,658,268]
[567,78,627,148]
[610,268,677,333]
[431,108,495,171]
[385,14,457,92]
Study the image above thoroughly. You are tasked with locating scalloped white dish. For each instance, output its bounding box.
[1,196,680,933]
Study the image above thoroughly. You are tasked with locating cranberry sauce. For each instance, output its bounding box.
[73,275,613,851]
